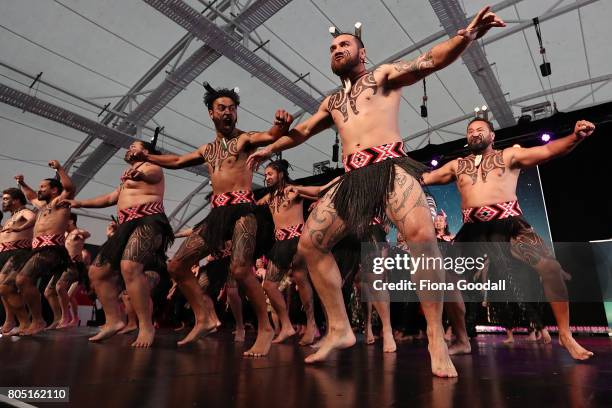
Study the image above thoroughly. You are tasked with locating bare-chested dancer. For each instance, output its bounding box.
[130,85,293,356]
[249,7,505,377]
[422,118,595,360]
[0,188,36,335]
[13,161,74,335]
[43,213,91,330]
[66,140,174,347]
[256,159,318,345]
[247,7,505,376]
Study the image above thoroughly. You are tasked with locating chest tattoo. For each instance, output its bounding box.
[327,72,378,122]
[457,150,506,184]
[203,138,240,173]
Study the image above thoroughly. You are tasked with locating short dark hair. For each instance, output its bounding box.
[2,188,27,205]
[204,88,240,111]
[70,213,78,224]
[44,178,64,194]
[467,118,494,132]
[337,33,364,49]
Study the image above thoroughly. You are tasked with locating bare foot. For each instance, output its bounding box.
[56,318,72,329]
[559,334,593,360]
[272,326,296,344]
[310,335,325,349]
[2,320,15,334]
[527,331,537,342]
[428,335,458,378]
[234,327,245,343]
[173,322,186,332]
[5,326,20,336]
[177,321,217,346]
[541,329,552,344]
[66,318,80,328]
[131,325,155,348]
[299,325,319,346]
[502,336,514,344]
[17,323,30,336]
[118,324,138,335]
[45,320,61,331]
[24,320,47,336]
[89,321,125,342]
[383,331,397,353]
[304,327,356,364]
[448,340,472,355]
[243,327,275,357]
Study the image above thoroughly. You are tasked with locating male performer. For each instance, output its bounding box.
[421,117,595,360]
[0,188,36,335]
[43,213,91,329]
[130,85,293,356]
[257,159,318,345]
[14,161,74,335]
[247,7,505,376]
[67,139,174,347]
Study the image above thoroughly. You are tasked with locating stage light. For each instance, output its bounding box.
[541,133,551,142]
[481,105,488,112]
[474,107,480,113]
[430,159,439,167]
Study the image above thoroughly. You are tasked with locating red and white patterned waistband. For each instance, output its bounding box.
[462,200,522,224]
[211,191,255,208]
[118,201,165,224]
[275,223,304,241]
[0,239,32,252]
[32,234,65,249]
[342,141,407,172]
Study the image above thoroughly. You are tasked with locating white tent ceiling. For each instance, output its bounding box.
[1,0,611,251]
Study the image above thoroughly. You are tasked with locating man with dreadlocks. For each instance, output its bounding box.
[130,84,293,356]
[247,7,505,376]
[66,139,173,348]
[256,159,318,345]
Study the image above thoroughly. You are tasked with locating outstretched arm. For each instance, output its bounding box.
[289,176,341,200]
[384,6,505,88]
[69,189,120,209]
[421,160,456,186]
[244,109,294,148]
[247,99,333,170]
[137,147,205,169]
[509,120,595,168]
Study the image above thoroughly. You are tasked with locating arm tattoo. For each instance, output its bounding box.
[392,50,434,80]
[327,72,378,122]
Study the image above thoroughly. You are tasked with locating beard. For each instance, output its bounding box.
[37,191,49,202]
[331,52,360,76]
[467,136,492,154]
[123,150,134,163]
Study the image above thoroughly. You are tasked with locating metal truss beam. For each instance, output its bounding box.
[429,0,516,128]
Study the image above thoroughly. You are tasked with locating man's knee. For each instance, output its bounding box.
[167,258,193,281]
[15,273,32,290]
[55,280,69,294]
[297,234,328,260]
[230,263,251,281]
[0,283,13,296]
